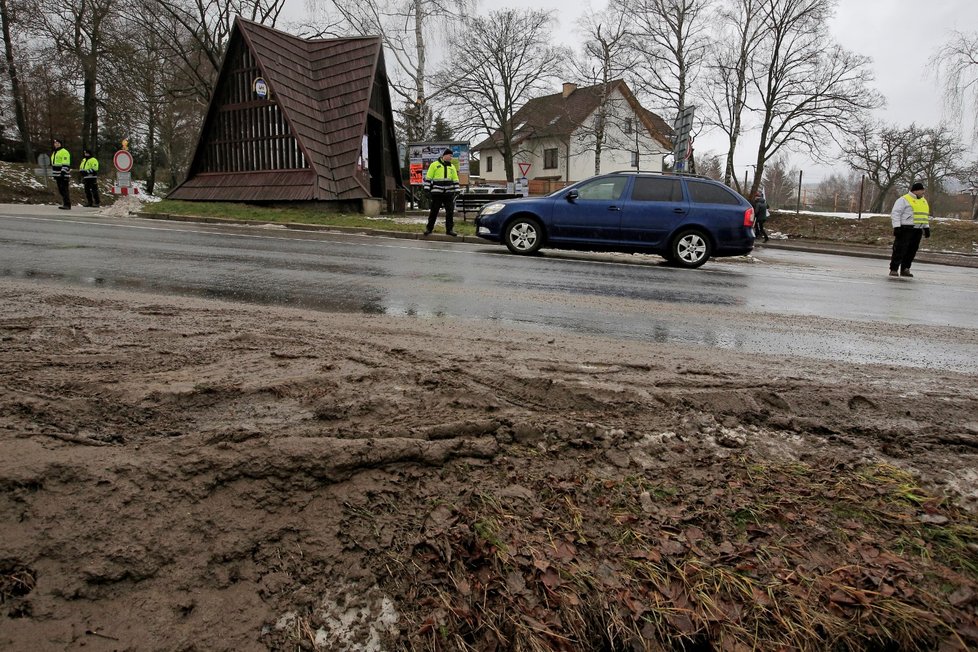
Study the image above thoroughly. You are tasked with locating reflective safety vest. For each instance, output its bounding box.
[80,156,99,179]
[424,160,460,194]
[903,193,930,227]
[52,147,71,177]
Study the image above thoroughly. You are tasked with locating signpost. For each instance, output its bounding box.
[672,106,695,173]
[517,162,531,196]
[34,153,52,187]
[112,141,139,196]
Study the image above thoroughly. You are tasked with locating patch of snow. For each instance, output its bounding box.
[130,179,162,202]
[311,582,399,652]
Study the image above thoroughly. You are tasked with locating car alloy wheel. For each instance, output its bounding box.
[672,230,711,268]
[505,218,542,255]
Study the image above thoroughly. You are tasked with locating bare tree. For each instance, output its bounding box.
[842,121,916,213]
[0,0,32,161]
[845,122,965,213]
[624,0,711,122]
[932,31,978,142]
[323,0,472,142]
[140,0,286,104]
[26,0,123,150]
[909,124,966,214]
[699,0,764,190]
[747,0,879,199]
[572,6,638,174]
[954,159,978,219]
[438,9,567,182]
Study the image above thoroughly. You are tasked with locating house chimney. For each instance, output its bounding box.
[562,82,577,98]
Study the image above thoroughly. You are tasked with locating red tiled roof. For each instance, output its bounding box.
[472,80,673,152]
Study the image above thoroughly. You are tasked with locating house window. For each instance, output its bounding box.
[486,156,493,173]
[544,148,558,170]
[625,118,633,135]
[631,150,639,168]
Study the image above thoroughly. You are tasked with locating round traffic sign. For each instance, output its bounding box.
[113,150,134,172]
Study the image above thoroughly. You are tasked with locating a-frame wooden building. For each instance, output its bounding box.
[169,18,403,213]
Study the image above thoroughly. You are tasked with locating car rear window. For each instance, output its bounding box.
[577,177,627,201]
[685,180,741,205]
[632,177,683,202]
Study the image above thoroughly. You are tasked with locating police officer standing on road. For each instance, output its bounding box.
[80,149,101,208]
[889,181,930,278]
[423,148,460,236]
[52,139,72,209]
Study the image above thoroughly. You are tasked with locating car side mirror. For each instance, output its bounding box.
[566,189,579,202]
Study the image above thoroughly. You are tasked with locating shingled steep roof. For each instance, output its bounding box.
[170,18,401,203]
[472,80,673,153]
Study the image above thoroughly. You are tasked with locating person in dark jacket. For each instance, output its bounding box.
[753,192,769,242]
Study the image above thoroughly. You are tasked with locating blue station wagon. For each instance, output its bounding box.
[474,171,756,268]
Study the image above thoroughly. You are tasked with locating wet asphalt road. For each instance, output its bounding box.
[2,205,977,372]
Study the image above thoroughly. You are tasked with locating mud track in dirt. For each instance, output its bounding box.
[1,279,976,651]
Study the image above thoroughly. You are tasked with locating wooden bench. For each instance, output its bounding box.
[456,192,522,220]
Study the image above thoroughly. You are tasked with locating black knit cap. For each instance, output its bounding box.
[442,148,453,157]
[910,182,925,191]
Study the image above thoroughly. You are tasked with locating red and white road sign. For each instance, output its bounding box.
[113,150,134,172]
[518,162,531,177]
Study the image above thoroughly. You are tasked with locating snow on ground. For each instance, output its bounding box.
[784,209,969,223]
[0,160,47,190]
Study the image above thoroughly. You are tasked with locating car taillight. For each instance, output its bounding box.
[744,207,755,227]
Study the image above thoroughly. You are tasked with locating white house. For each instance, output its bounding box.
[472,80,673,185]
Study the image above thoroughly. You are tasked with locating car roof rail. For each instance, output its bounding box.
[607,170,715,180]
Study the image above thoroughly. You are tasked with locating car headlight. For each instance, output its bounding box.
[480,202,506,216]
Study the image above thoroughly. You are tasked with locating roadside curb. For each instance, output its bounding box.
[136,211,977,268]
[756,240,978,269]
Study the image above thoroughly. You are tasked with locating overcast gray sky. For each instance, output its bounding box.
[518,0,978,180]
[291,0,978,181]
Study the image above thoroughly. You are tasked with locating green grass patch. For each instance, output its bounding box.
[140,199,477,235]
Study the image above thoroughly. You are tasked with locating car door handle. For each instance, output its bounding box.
[608,206,622,211]
[673,208,686,213]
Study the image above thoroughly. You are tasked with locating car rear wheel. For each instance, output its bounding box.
[504,217,543,255]
[671,229,711,268]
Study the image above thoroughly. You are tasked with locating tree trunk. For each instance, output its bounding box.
[146,104,157,195]
[0,0,33,162]
[82,55,98,150]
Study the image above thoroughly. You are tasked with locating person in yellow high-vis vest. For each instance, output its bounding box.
[423,148,460,236]
[889,181,930,278]
[51,139,72,209]
[80,149,100,208]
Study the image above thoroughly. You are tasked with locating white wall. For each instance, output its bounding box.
[474,90,668,184]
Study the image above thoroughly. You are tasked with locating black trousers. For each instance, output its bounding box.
[890,226,923,271]
[83,178,100,206]
[56,176,71,207]
[755,220,768,241]
[426,193,455,232]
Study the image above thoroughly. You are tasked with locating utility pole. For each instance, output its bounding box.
[857,175,865,219]
[795,170,803,214]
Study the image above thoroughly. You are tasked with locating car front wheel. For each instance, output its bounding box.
[504,217,543,255]
[671,229,711,268]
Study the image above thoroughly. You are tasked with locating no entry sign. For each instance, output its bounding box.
[113,150,134,173]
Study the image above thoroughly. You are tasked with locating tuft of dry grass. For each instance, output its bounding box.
[378,455,978,651]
